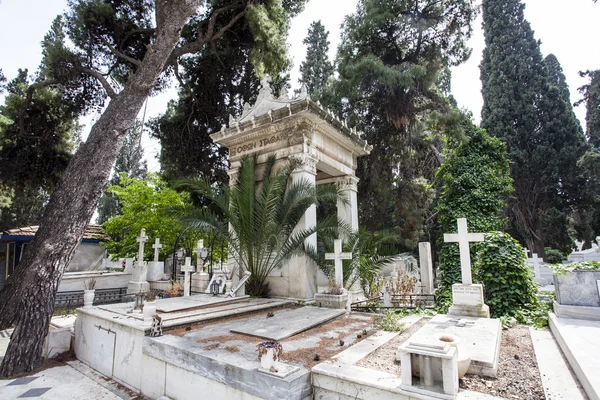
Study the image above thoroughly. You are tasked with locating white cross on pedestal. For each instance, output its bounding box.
[529,253,543,279]
[325,239,352,287]
[152,238,162,263]
[523,247,530,260]
[181,257,194,297]
[443,218,484,285]
[136,228,149,263]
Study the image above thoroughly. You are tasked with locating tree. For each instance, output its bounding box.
[298,20,333,97]
[323,0,476,241]
[101,173,199,260]
[0,0,304,377]
[176,154,340,297]
[0,70,80,231]
[435,120,513,310]
[97,121,147,224]
[481,0,588,255]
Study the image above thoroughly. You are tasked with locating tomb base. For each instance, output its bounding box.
[191,272,210,293]
[448,283,490,318]
[128,281,150,294]
[314,291,349,309]
[448,304,490,318]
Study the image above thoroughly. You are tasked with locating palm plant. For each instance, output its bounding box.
[310,227,399,296]
[176,153,340,296]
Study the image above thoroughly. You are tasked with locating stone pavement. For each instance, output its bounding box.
[0,361,137,399]
[529,327,587,399]
[550,313,600,400]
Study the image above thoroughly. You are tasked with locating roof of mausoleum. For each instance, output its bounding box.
[210,75,372,157]
[1,224,109,242]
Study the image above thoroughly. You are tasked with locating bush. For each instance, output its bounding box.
[376,310,406,332]
[544,247,566,264]
[474,232,538,318]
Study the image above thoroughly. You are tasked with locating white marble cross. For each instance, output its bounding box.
[325,239,352,287]
[443,218,484,285]
[228,271,251,298]
[181,257,194,297]
[523,247,530,260]
[136,228,149,263]
[529,253,543,279]
[152,238,162,263]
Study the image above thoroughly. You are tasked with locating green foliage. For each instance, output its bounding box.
[101,173,200,260]
[175,154,340,297]
[474,232,538,318]
[481,0,589,254]
[322,0,476,238]
[435,120,513,308]
[551,260,600,275]
[543,248,566,264]
[97,121,147,224]
[376,310,406,332]
[299,20,333,97]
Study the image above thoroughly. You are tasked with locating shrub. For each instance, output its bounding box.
[544,247,566,264]
[376,310,406,332]
[474,231,538,318]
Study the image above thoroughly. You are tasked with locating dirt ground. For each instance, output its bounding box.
[460,325,545,400]
[357,320,545,400]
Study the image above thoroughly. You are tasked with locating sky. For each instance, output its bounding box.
[1,0,600,172]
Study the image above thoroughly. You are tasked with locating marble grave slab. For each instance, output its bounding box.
[407,314,501,377]
[230,307,345,341]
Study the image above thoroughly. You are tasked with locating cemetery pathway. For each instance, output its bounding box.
[0,360,138,399]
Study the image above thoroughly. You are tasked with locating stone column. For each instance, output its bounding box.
[226,168,244,296]
[336,175,359,234]
[418,242,434,294]
[288,153,319,300]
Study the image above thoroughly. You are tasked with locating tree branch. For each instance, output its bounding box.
[99,36,142,67]
[17,79,60,137]
[171,3,246,59]
[75,66,118,98]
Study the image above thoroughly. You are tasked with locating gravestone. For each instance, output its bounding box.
[181,257,194,297]
[443,218,489,318]
[191,239,211,292]
[230,307,345,341]
[398,314,501,378]
[204,271,227,294]
[127,228,150,294]
[325,239,352,288]
[419,242,434,294]
[227,271,251,298]
[147,238,166,281]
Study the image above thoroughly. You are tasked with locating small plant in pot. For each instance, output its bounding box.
[83,278,98,308]
[257,341,283,370]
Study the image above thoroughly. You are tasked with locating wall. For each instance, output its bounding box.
[67,242,105,272]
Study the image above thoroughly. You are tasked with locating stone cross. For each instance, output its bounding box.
[325,239,352,287]
[181,257,195,297]
[529,253,543,279]
[152,238,162,263]
[443,218,484,285]
[523,247,530,260]
[227,271,251,298]
[136,228,149,263]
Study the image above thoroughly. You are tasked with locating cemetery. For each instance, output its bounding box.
[2,2,600,400]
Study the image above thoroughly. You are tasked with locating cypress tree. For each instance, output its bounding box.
[481,0,588,254]
[298,21,333,96]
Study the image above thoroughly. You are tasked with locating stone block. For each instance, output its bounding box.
[555,271,600,307]
[449,284,490,318]
[314,292,349,309]
[43,326,71,358]
[147,261,165,281]
[553,301,600,321]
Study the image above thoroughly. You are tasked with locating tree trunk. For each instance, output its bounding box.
[0,1,197,377]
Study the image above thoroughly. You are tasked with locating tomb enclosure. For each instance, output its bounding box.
[210,77,371,300]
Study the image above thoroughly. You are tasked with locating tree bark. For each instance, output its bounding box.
[0,0,198,377]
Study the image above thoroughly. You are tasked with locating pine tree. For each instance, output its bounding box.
[96,121,147,224]
[298,21,333,96]
[323,0,476,242]
[480,0,588,254]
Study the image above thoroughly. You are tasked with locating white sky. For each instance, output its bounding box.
[1,0,599,173]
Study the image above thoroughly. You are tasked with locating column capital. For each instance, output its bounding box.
[290,153,318,175]
[335,175,359,192]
